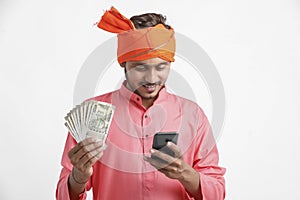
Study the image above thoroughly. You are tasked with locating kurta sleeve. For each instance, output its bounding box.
[192,108,226,200]
[56,133,92,200]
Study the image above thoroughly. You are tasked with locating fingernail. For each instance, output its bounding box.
[150,149,155,153]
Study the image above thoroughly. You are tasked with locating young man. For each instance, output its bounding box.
[56,7,226,200]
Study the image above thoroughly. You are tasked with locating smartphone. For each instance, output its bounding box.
[152,132,179,159]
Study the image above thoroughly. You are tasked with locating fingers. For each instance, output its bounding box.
[144,145,181,169]
[68,137,106,176]
[158,166,180,176]
[166,142,182,158]
[150,149,176,164]
[75,144,103,169]
[149,142,182,164]
[144,143,186,179]
[149,149,183,168]
[144,155,168,169]
[82,150,104,169]
[68,137,100,156]
[144,153,184,179]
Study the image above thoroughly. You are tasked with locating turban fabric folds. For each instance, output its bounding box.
[97,7,176,65]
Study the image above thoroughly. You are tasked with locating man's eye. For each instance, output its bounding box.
[135,65,147,71]
[156,65,166,71]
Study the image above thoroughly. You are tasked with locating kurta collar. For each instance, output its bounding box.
[119,80,168,107]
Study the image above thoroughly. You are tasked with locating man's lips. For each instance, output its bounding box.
[136,82,162,93]
[142,84,157,92]
[140,81,162,87]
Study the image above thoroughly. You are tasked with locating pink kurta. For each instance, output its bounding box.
[56,82,226,200]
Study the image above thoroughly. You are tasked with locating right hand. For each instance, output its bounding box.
[68,137,106,183]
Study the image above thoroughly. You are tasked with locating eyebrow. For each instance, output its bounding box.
[131,61,169,67]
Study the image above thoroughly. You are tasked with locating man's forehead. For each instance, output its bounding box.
[128,58,169,66]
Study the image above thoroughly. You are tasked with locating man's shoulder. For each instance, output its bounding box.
[87,89,120,103]
[166,92,206,115]
[167,92,199,107]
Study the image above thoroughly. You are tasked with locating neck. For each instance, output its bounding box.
[125,81,157,109]
[142,98,155,109]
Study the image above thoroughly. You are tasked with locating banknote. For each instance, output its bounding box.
[64,100,115,143]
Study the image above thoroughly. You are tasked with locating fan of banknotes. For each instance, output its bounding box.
[64,100,115,143]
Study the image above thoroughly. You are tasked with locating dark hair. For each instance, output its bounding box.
[130,13,171,29]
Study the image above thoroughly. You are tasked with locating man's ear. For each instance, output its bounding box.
[120,62,126,68]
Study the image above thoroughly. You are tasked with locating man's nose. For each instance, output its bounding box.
[145,69,158,83]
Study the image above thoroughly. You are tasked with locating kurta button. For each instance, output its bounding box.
[145,134,149,137]
[145,115,148,118]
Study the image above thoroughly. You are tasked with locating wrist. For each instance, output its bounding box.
[178,164,195,183]
[178,165,201,198]
[71,169,89,185]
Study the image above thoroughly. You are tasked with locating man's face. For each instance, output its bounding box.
[125,58,171,100]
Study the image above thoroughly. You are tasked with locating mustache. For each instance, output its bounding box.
[139,81,162,86]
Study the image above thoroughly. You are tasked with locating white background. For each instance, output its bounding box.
[1,0,300,199]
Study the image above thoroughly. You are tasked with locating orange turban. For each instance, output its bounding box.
[97,7,176,65]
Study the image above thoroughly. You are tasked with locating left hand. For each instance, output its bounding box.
[144,142,190,180]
